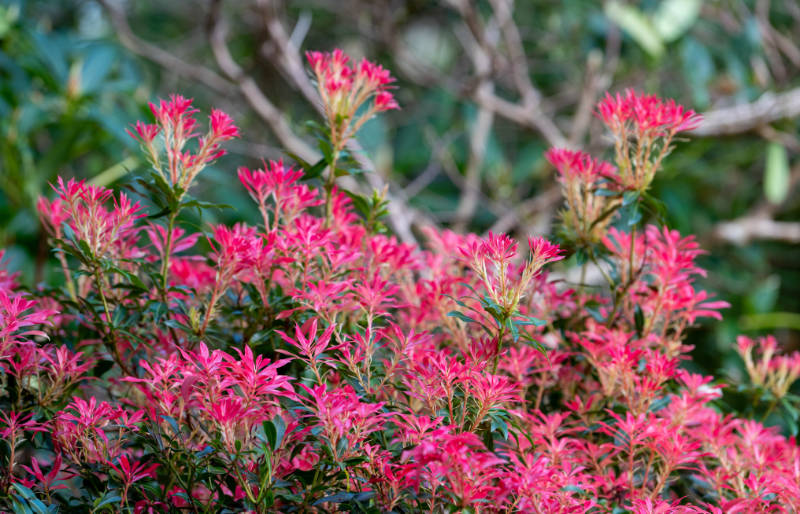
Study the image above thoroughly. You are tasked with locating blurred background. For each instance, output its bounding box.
[0,0,798,385]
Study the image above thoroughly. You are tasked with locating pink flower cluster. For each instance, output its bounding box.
[597,89,703,136]
[306,49,398,153]
[128,94,239,194]
[2,56,798,513]
[545,148,617,243]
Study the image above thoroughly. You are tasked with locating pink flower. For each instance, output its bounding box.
[306,48,397,145]
[53,397,143,464]
[20,454,71,495]
[545,148,615,183]
[238,159,304,229]
[527,236,564,269]
[209,108,239,141]
[48,177,144,259]
[737,335,800,398]
[129,95,238,193]
[145,224,200,260]
[109,455,159,485]
[109,455,159,507]
[149,94,198,135]
[597,89,702,136]
[127,120,161,145]
[276,318,335,380]
[36,197,70,238]
[0,411,46,440]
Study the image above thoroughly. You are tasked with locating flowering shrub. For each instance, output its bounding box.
[1,49,799,513]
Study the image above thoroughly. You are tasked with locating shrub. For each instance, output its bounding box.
[1,49,799,513]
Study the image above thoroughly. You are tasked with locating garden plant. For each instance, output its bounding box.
[1,49,799,513]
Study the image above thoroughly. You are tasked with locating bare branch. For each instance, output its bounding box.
[713,216,800,245]
[691,88,800,136]
[257,0,319,105]
[453,97,494,231]
[489,185,561,235]
[99,0,232,94]
[252,0,434,244]
[206,2,318,163]
[487,0,539,104]
[569,25,620,145]
[568,51,603,146]
[449,0,569,148]
[472,90,569,147]
[451,13,496,231]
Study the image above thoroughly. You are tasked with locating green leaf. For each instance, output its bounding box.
[93,492,123,511]
[680,36,713,108]
[764,142,790,205]
[344,190,370,216]
[80,45,116,95]
[740,312,800,331]
[585,306,605,322]
[304,158,327,180]
[263,420,277,450]
[507,317,520,342]
[594,188,619,197]
[574,247,589,266]
[448,310,476,324]
[634,305,645,336]
[605,1,664,58]
[513,315,546,327]
[781,397,799,422]
[272,415,287,448]
[489,410,510,440]
[653,0,701,42]
[622,190,639,206]
[618,202,641,227]
[11,483,50,514]
[744,275,780,314]
[648,395,671,413]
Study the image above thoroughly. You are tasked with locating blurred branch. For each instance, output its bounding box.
[569,51,604,146]
[450,7,496,231]
[692,88,800,136]
[429,128,506,221]
[206,0,318,163]
[252,0,433,243]
[713,217,800,245]
[755,0,788,82]
[102,0,318,163]
[569,25,620,146]
[755,0,800,86]
[713,145,800,245]
[257,0,319,105]
[99,0,231,93]
[447,0,568,148]
[453,98,493,231]
[489,186,561,236]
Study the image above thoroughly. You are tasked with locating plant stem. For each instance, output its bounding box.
[198,280,221,338]
[93,267,134,376]
[492,324,507,374]
[158,211,183,344]
[761,400,778,422]
[577,260,588,296]
[323,151,340,228]
[160,211,178,293]
[57,252,77,302]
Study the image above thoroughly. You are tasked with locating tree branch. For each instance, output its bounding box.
[713,217,800,245]
[691,88,800,136]
[207,1,318,163]
[99,0,232,94]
